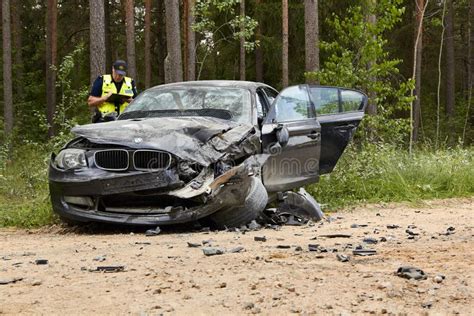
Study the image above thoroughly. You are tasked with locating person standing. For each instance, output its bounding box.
[88,60,138,122]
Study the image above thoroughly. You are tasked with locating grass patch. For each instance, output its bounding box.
[0,142,58,228]
[0,141,472,228]
[307,144,474,210]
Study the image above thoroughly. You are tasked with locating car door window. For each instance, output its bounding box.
[256,91,267,118]
[309,87,339,115]
[341,90,364,112]
[263,88,278,104]
[274,85,313,122]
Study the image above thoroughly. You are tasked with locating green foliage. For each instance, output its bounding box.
[54,44,90,145]
[0,46,90,228]
[193,0,259,78]
[0,141,57,227]
[307,143,474,210]
[194,0,258,48]
[306,0,414,145]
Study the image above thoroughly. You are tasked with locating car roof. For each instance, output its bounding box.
[147,80,275,91]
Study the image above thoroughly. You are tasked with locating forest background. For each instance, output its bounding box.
[0,0,472,227]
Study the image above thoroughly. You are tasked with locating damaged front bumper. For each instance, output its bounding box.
[49,155,265,226]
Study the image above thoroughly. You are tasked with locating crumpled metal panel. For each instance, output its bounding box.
[72,116,258,166]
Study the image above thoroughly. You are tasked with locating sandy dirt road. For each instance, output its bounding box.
[0,198,473,315]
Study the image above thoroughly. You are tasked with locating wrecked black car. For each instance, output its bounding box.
[49,81,367,227]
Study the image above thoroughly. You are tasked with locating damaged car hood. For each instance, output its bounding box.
[72,117,259,166]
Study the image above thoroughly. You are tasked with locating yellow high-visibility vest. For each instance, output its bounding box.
[99,74,134,115]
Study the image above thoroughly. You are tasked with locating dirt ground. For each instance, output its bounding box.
[0,198,473,315]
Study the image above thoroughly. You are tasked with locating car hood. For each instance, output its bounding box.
[72,117,258,166]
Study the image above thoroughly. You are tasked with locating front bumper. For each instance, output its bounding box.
[49,160,251,226]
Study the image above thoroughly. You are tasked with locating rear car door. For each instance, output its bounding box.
[308,86,367,174]
[261,85,321,192]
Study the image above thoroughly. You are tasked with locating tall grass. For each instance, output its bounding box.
[0,141,472,227]
[307,143,474,209]
[0,142,57,227]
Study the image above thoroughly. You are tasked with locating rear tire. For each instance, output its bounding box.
[210,177,268,229]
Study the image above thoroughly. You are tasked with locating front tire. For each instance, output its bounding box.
[210,177,268,229]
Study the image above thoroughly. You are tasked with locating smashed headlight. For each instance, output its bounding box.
[54,149,87,170]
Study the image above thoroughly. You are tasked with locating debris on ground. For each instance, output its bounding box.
[254,236,267,242]
[134,242,151,245]
[202,239,213,245]
[405,229,420,236]
[202,247,225,256]
[276,245,291,249]
[363,237,378,244]
[93,266,125,273]
[93,255,106,262]
[34,259,48,265]
[187,242,201,248]
[31,280,42,286]
[387,224,400,229]
[308,244,320,252]
[433,274,446,283]
[145,226,161,236]
[0,277,23,285]
[336,254,350,262]
[247,220,261,231]
[320,234,352,239]
[396,266,427,280]
[228,246,245,253]
[351,224,368,228]
[439,227,455,236]
[1,198,472,315]
[352,247,377,256]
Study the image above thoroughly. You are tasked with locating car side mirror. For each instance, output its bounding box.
[275,124,289,147]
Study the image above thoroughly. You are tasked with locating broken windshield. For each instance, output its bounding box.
[120,86,252,123]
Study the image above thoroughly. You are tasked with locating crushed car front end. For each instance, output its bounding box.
[49,115,265,226]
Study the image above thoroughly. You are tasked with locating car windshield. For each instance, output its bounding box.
[119,86,252,123]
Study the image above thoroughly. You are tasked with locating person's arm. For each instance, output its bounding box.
[88,93,112,107]
[125,79,138,103]
[87,76,112,108]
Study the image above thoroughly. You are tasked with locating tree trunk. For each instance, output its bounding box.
[304,0,319,84]
[463,0,473,142]
[125,0,137,80]
[165,0,183,83]
[413,0,424,142]
[90,0,106,84]
[11,0,23,97]
[2,0,13,138]
[468,0,473,98]
[183,0,188,78]
[105,0,112,70]
[157,0,166,84]
[46,0,57,138]
[144,0,152,88]
[366,0,377,116]
[255,0,263,82]
[445,0,455,143]
[282,0,289,88]
[240,0,246,80]
[186,0,196,81]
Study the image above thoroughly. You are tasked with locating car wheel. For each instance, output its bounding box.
[210,177,268,229]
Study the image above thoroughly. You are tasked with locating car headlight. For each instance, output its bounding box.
[54,149,87,170]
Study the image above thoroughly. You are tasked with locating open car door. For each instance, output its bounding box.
[261,85,321,193]
[309,86,367,174]
[261,85,367,192]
